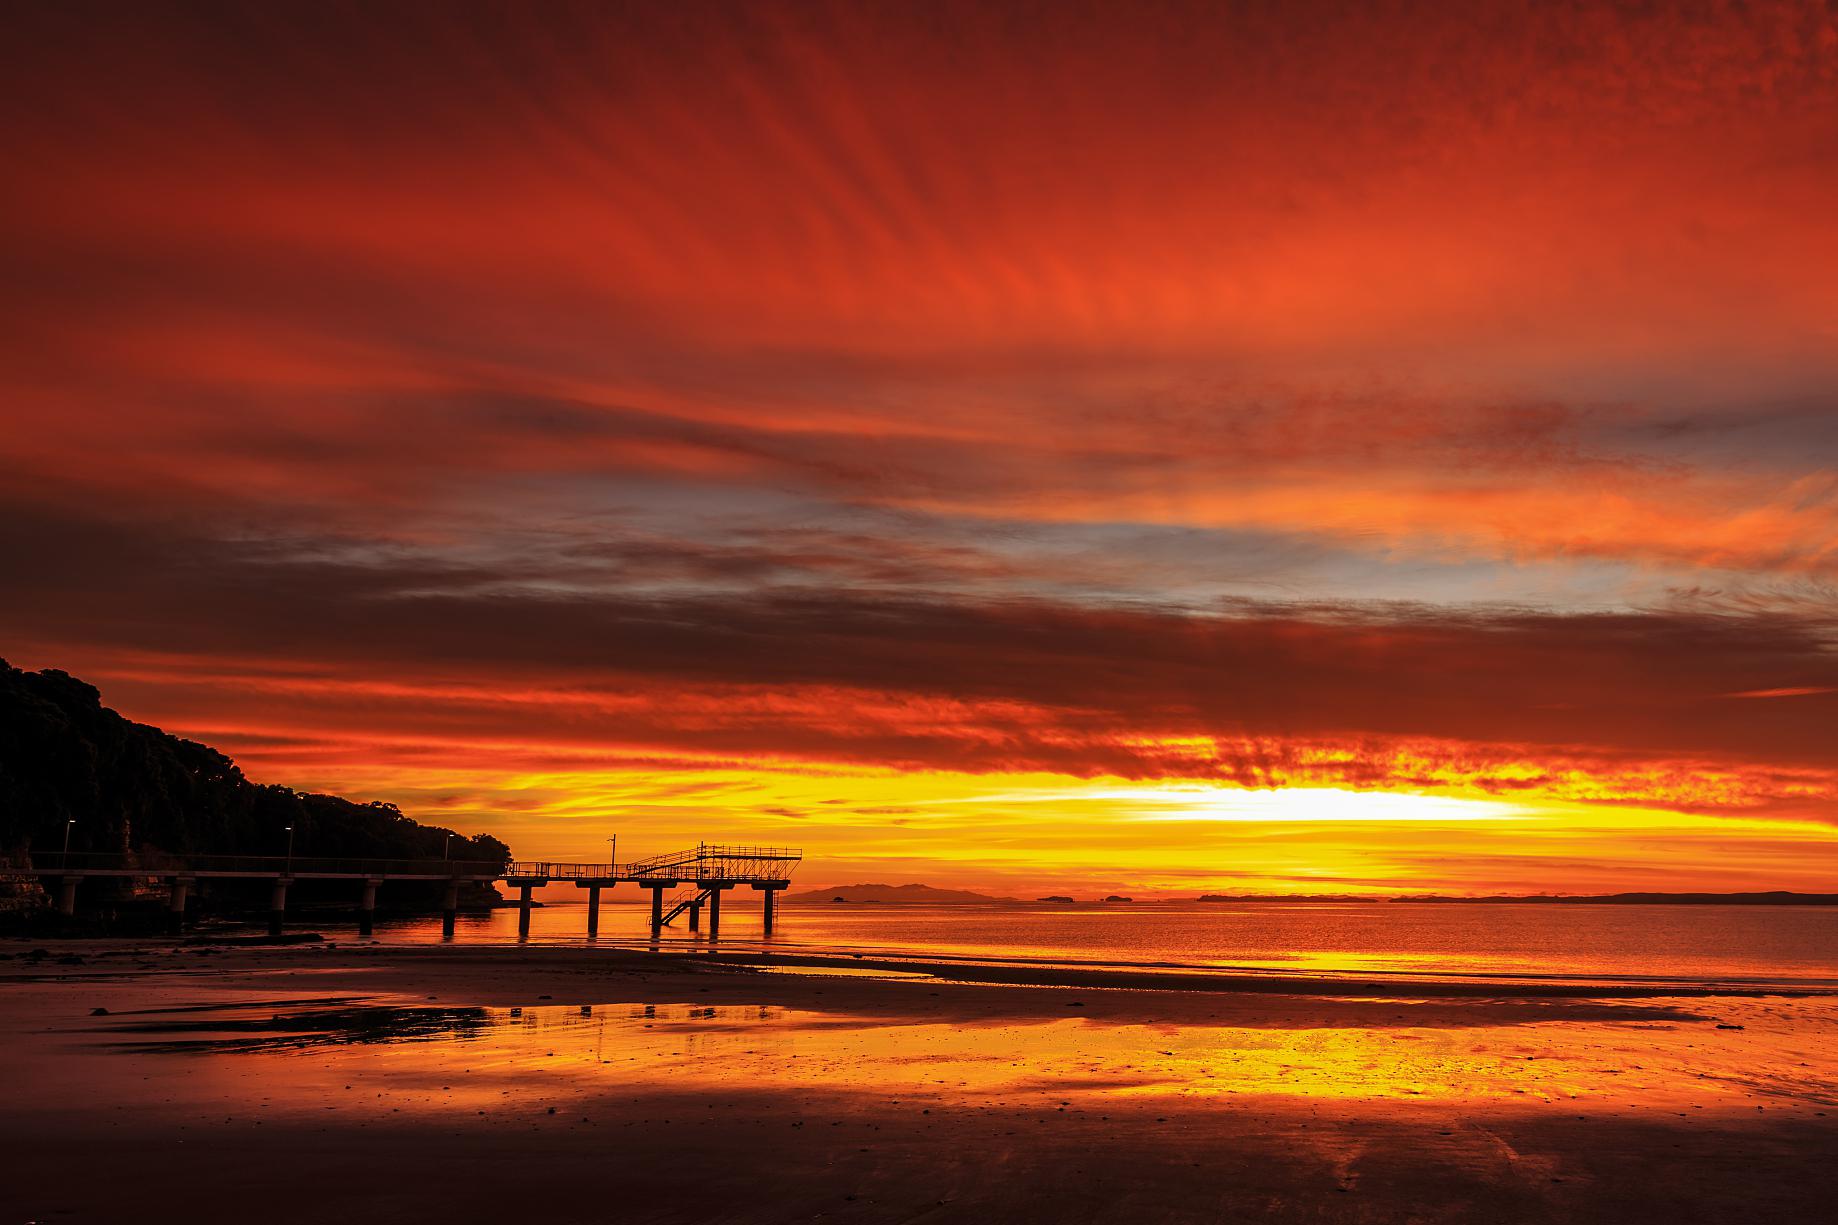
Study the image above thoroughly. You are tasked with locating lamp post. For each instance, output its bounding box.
[608,835,617,869]
[62,819,75,865]
[444,833,453,861]
[284,825,294,873]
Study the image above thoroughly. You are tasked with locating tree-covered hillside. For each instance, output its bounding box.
[0,658,508,867]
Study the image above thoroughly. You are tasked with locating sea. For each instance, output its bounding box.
[366,899,1838,987]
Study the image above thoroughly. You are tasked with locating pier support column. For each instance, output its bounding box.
[517,883,534,939]
[57,876,80,917]
[586,886,601,938]
[268,878,290,936]
[646,882,666,935]
[442,880,460,940]
[751,881,788,935]
[705,883,735,940]
[167,877,191,936]
[359,878,380,936]
[688,899,701,932]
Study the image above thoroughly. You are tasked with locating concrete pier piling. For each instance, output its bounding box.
[167,877,191,936]
[268,878,290,936]
[642,879,672,935]
[517,883,535,938]
[57,876,80,918]
[688,899,702,932]
[359,878,380,936]
[586,885,602,938]
[704,881,734,939]
[442,880,460,939]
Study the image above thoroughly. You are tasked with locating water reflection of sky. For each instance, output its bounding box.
[64,991,1838,1118]
[357,902,1838,985]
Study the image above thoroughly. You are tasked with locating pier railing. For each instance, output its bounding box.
[507,847,801,883]
[12,851,505,879]
[621,843,803,882]
[8,849,797,879]
[505,861,622,880]
[11,847,801,884]
[10,842,801,937]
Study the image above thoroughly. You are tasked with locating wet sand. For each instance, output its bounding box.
[4,938,1836,1223]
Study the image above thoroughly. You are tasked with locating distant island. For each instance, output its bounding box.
[1192,891,1838,905]
[1195,893,1369,902]
[789,883,1013,904]
[800,888,1838,907]
[1391,891,1838,906]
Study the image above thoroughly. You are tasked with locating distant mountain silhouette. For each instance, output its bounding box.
[1195,893,1368,902]
[1391,891,1838,905]
[0,657,509,871]
[1192,891,1838,905]
[789,883,1012,904]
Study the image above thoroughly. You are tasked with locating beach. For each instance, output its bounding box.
[5,937,1835,1224]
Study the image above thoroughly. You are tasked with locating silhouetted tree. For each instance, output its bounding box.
[0,658,511,884]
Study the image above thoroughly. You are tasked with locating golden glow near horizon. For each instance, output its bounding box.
[197,739,1838,898]
[6,4,1838,896]
[1097,787,1525,822]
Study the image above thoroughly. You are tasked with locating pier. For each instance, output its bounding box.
[8,843,801,938]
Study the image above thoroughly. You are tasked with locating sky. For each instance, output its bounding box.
[3,0,1837,896]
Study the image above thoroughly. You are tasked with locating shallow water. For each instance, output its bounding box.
[25,985,1838,1116]
[8,956,1836,1225]
[365,900,1838,985]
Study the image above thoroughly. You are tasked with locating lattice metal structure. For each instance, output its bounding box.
[620,843,803,883]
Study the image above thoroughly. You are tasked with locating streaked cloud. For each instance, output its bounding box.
[2,0,1835,890]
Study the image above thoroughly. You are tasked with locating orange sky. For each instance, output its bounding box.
[3,1,1837,895]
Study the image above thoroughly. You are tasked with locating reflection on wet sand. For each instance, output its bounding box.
[4,942,1837,1224]
[72,978,1838,1114]
[103,1000,494,1053]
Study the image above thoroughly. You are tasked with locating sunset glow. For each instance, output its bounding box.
[4,1,1837,895]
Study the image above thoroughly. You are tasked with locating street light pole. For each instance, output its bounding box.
[608,835,617,868]
[284,825,294,873]
[62,819,75,864]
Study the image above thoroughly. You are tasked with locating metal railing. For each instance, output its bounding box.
[504,860,622,880]
[11,851,506,878]
[692,845,803,882]
[8,844,801,884]
[622,843,803,882]
[620,847,703,875]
